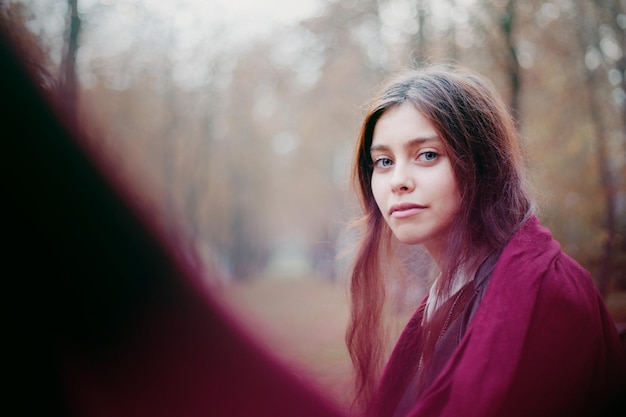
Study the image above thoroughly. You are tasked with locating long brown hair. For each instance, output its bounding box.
[346,64,532,410]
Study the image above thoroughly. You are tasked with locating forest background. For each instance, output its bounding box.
[3,0,626,408]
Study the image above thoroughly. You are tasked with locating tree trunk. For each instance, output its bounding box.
[410,0,429,64]
[577,0,617,296]
[591,0,626,147]
[584,68,617,297]
[62,0,81,124]
[498,0,522,122]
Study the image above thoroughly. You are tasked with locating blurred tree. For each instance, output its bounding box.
[583,0,625,292]
[411,0,430,64]
[493,0,522,120]
[215,50,274,279]
[446,0,459,61]
[588,0,626,290]
[61,0,80,122]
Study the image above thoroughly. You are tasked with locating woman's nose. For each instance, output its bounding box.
[389,164,415,193]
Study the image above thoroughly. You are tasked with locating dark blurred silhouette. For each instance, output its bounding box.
[0,32,344,417]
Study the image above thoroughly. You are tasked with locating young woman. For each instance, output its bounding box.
[346,65,626,417]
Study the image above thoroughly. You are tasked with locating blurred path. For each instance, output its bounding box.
[218,277,354,408]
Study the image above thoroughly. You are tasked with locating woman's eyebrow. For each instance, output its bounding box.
[370,136,440,152]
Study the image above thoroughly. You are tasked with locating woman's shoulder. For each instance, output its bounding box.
[486,215,602,317]
[481,219,621,359]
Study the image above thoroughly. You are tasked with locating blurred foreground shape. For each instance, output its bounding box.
[0,32,345,417]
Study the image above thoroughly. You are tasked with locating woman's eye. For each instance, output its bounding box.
[418,151,438,162]
[373,157,393,168]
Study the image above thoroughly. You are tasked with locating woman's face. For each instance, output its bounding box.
[370,102,461,263]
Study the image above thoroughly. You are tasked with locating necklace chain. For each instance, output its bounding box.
[436,286,467,344]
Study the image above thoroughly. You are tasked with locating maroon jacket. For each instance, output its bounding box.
[372,216,626,417]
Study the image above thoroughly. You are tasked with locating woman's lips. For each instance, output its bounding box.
[389,203,427,219]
